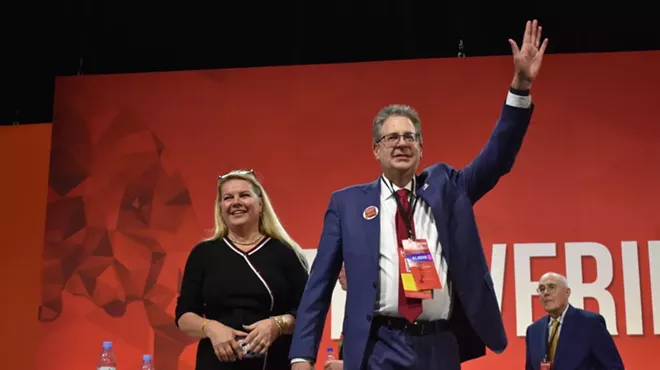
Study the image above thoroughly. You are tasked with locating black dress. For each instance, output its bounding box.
[175,236,309,370]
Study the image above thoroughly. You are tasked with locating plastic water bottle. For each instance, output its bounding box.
[97,341,117,370]
[326,347,335,361]
[141,354,154,370]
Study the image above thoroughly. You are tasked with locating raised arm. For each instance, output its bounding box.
[453,92,533,203]
[453,20,548,203]
[289,193,344,367]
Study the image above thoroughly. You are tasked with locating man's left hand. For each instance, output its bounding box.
[508,19,549,90]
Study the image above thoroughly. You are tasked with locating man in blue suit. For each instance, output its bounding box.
[525,272,624,370]
[290,20,548,370]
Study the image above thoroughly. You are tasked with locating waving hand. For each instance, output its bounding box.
[509,20,549,89]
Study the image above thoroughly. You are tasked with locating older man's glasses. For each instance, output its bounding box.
[219,169,255,180]
[377,132,419,147]
[536,283,559,294]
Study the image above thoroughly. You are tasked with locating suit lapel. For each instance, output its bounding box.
[541,315,550,361]
[415,174,451,264]
[360,180,381,266]
[552,305,576,369]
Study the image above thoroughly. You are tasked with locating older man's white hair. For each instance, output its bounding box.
[539,272,569,288]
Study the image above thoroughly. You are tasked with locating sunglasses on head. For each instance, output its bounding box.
[219,169,255,180]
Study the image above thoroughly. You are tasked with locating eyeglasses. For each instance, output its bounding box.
[219,169,255,180]
[536,283,558,294]
[377,132,420,147]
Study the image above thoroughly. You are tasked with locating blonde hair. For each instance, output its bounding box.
[207,170,309,271]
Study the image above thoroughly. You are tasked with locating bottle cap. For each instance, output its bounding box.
[143,354,152,362]
[102,341,113,350]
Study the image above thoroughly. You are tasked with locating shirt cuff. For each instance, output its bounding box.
[506,90,532,109]
[291,358,313,364]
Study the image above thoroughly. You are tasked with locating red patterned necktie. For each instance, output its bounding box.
[395,188,423,322]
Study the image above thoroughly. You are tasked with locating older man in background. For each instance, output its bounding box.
[524,272,624,370]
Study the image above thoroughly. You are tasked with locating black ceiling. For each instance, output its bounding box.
[3,3,659,126]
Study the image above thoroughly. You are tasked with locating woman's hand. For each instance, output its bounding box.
[204,320,248,362]
[242,317,281,354]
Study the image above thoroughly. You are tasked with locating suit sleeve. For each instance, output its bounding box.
[451,91,534,204]
[589,314,625,369]
[525,326,534,370]
[288,193,343,362]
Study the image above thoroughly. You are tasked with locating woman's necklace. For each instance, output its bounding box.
[228,234,263,245]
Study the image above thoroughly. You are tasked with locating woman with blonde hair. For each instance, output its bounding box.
[175,169,309,370]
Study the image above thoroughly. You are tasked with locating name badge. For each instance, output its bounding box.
[397,239,441,299]
[402,239,442,291]
[398,247,432,299]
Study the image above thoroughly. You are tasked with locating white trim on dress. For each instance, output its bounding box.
[223,237,275,311]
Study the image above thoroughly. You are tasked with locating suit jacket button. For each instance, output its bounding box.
[366,314,372,321]
[372,281,377,288]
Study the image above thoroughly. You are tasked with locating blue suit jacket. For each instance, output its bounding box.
[290,103,534,369]
[525,305,624,370]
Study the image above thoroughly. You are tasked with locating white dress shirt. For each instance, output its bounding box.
[375,90,531,320]
[376,176,452,320]
[547,304,570,339]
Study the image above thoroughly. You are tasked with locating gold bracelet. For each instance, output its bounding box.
[272,316,283,334]
[281,314,291,328]
[201,319,210,337]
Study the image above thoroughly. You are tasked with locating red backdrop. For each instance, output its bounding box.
[37,50,660,369]
[0,124,52,370]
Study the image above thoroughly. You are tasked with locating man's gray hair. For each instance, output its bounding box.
[372,104,423,145]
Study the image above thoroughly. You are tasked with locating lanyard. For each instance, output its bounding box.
[382,176,418,239]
